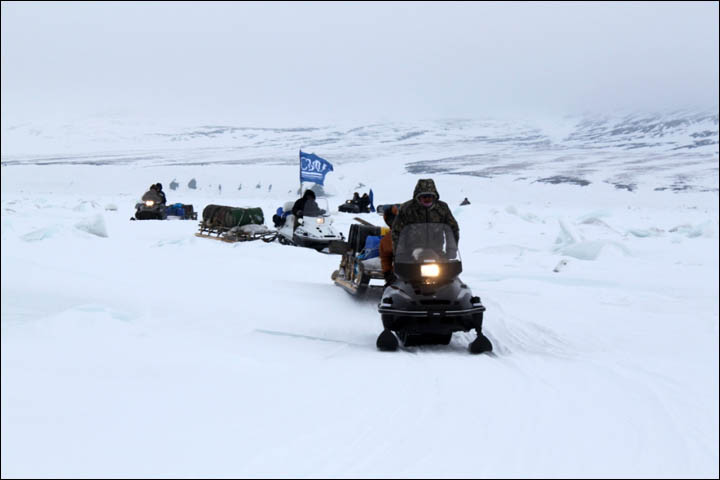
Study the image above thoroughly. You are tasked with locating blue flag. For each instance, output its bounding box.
[300,150,334,185]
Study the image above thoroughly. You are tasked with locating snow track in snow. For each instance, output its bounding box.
[2,120,718,477]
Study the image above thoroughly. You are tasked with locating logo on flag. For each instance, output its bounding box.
[300,150,334,185]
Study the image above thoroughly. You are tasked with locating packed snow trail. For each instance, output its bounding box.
[2,144,718,477]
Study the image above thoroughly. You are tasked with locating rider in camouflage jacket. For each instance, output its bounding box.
[391,179,459,254]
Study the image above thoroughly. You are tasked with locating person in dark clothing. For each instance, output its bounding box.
[142,185,163,204]
[380,205,399,286]
[391,179,459,255]
[272,207,287,228]
[359,193,370,213]
[154,183,167,205]
[291,189,320,229]
[292,189,316,218]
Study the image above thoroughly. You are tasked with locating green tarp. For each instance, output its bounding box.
[202,204,264,228]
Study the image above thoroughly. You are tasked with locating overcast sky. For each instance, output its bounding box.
[1,1,718,125]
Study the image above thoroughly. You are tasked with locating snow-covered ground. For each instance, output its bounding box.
[1,113,718,478]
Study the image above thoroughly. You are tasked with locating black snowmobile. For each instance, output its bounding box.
[376,223,493,354]
[339,192,373,214]
[338,198,373,214]
[338,199,362,213]
[134,189,167,220]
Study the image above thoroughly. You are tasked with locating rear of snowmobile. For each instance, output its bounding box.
[376,223,492,354]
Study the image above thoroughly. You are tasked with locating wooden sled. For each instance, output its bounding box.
[331,223,386,296]
[195,222,278,243]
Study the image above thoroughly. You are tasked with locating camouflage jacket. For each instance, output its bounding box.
[391,179,459,253]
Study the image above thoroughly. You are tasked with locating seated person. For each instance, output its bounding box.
[291,189,323,229]
[292,189,315,217]
[302,197,324,217]
[358,193,370,212]
[141,185,164,205]
[272,204,295,228]
[154,183,167,205]
[391,179,459,254]
[272,207,286,228]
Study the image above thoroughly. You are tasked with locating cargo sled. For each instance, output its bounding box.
[195,204,277,243]
[331,223,387,295]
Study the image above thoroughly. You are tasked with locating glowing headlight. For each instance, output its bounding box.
[144,200,155,207]
[316,217,325,224]
[420,264,440,277]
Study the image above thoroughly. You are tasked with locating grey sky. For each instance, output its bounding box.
[1,1,718,125]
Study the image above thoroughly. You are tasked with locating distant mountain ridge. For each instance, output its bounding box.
[2,109,717,192]
[564,111,718,151]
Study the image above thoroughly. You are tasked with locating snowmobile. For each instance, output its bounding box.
[338,197,372,214]
[331,223,387,295]
[276,198,344,251]
[339,191,373,214]
[338,199,363,214]
[134,198,197,221]
[376,223,493,354]
[133,190,167,220]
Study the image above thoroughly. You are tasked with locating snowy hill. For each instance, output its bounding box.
[3,109,718,194]
[1,112,718,478]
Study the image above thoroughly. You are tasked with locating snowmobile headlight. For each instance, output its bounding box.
[420,264,440,277]
[144,200,155,207]
[316,217,325,224]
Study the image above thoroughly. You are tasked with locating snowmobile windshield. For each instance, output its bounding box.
[303,198,328,217]
[395,223,460,265]
[141,190,163,203]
